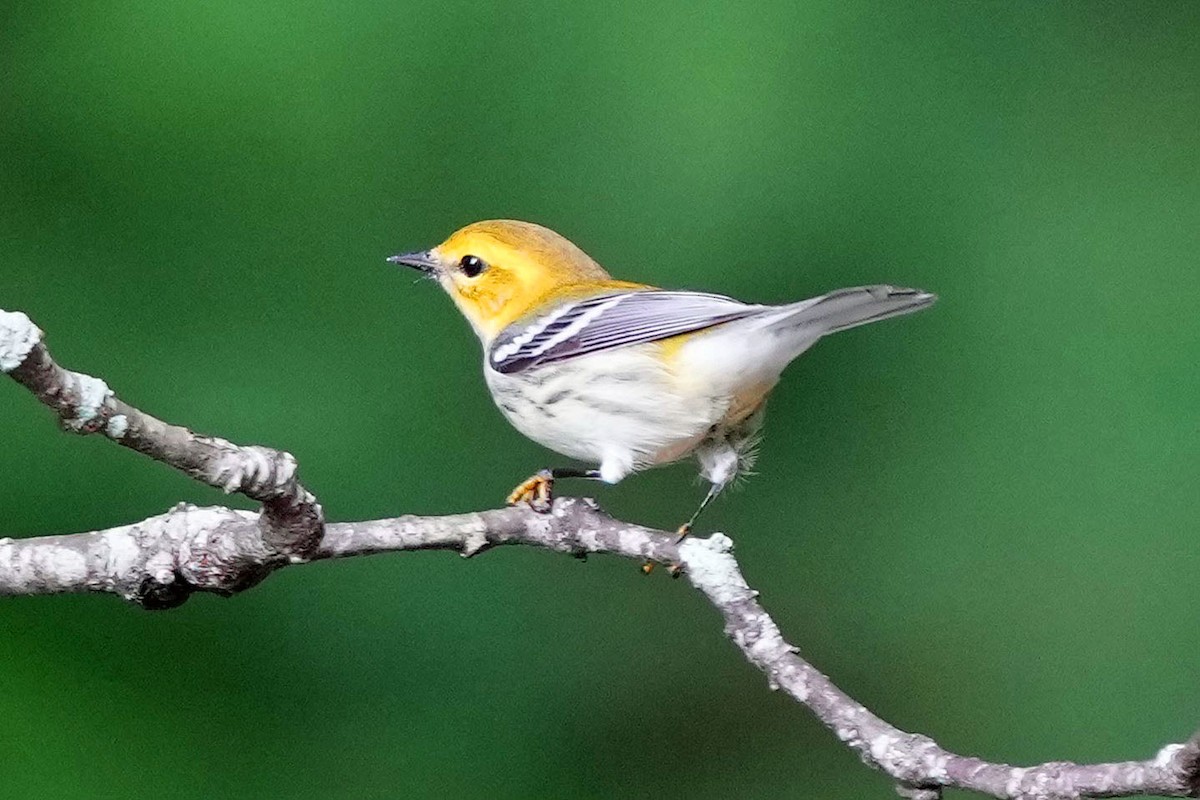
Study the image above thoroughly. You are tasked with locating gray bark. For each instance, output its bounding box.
[2,306,1197,800]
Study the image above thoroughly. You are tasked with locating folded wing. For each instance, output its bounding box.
[488,290,761,374]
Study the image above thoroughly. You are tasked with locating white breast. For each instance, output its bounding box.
[483,344,724,482]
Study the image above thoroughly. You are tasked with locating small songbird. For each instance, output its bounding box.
[390,220,934,542]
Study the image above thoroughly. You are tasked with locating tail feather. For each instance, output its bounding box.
[778,284,936,334]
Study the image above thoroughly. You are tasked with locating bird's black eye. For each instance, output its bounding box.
[459,255,486,278]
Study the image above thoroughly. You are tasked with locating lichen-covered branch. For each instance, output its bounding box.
[2,307,1197,800]
[0,309,323,557]
[0,499,682,605]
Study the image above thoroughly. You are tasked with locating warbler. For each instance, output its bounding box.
[390,219,935,540]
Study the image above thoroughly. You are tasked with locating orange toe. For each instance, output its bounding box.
[507,470,554,512]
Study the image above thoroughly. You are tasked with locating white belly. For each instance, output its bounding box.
[481,318,815,484]
[483,345,723,481]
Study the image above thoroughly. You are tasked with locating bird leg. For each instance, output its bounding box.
[506,468,601,513]
[643,483,723,577]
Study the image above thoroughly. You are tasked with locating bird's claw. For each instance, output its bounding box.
[507,469,555,513]
[641,523,691,576]
[640,559,685,578]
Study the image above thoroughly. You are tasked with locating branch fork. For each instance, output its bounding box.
[2,306,1196,799]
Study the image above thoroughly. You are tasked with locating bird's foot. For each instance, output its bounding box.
[507,469,555,513]
[640,523,690,577]
[641,560,685,578]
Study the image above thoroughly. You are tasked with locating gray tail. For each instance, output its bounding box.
[784,284,936,334]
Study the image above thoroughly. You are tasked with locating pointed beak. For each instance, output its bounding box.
[387,250,439,274]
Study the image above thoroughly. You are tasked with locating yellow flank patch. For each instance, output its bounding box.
[723,380,773,427]
[654,334,690,366]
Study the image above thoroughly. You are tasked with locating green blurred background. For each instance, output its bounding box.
[2,2,1198,797]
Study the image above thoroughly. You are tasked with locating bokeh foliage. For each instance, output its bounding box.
[2,2,1198,797]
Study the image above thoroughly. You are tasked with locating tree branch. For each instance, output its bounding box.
[2,307,1196,800]
[0,309,323,558]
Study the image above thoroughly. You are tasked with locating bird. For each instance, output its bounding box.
[389,219,935,557]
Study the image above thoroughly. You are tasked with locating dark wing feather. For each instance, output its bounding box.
[488,290,759,374]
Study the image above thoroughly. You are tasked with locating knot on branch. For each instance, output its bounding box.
[110,505,281,609]
[208,444,324,556]
[261,493,325,558]
[134,572,193,610]
[1159,737,1200,797]
[865,732,946,787]
[174,505,279,594]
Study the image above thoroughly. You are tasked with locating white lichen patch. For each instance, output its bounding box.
[835,726,862,747]
[0,539,17,569]
[208,444,255,493]
[1154,743,1184,767]
[526,514,554,542]
[789,674,810,701]
[706,532,735,553]
[0,538,89,591]
[103,528,145,579]
[208,444,292,494]
[617,527,645,557]
[573,526,601,552]
[49,547,88,584]
[926,753,949,782]
[105,413,129,439]
[460,525,489,557]
[0,310,41,372]
[63,371,113,431]
[679,534,749,606]
[144,550,176,585]
[1004,767,1029,796]
[747,621,789,662]
[869,733,900,763]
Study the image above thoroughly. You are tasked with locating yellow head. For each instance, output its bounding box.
[389,220,646,341]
